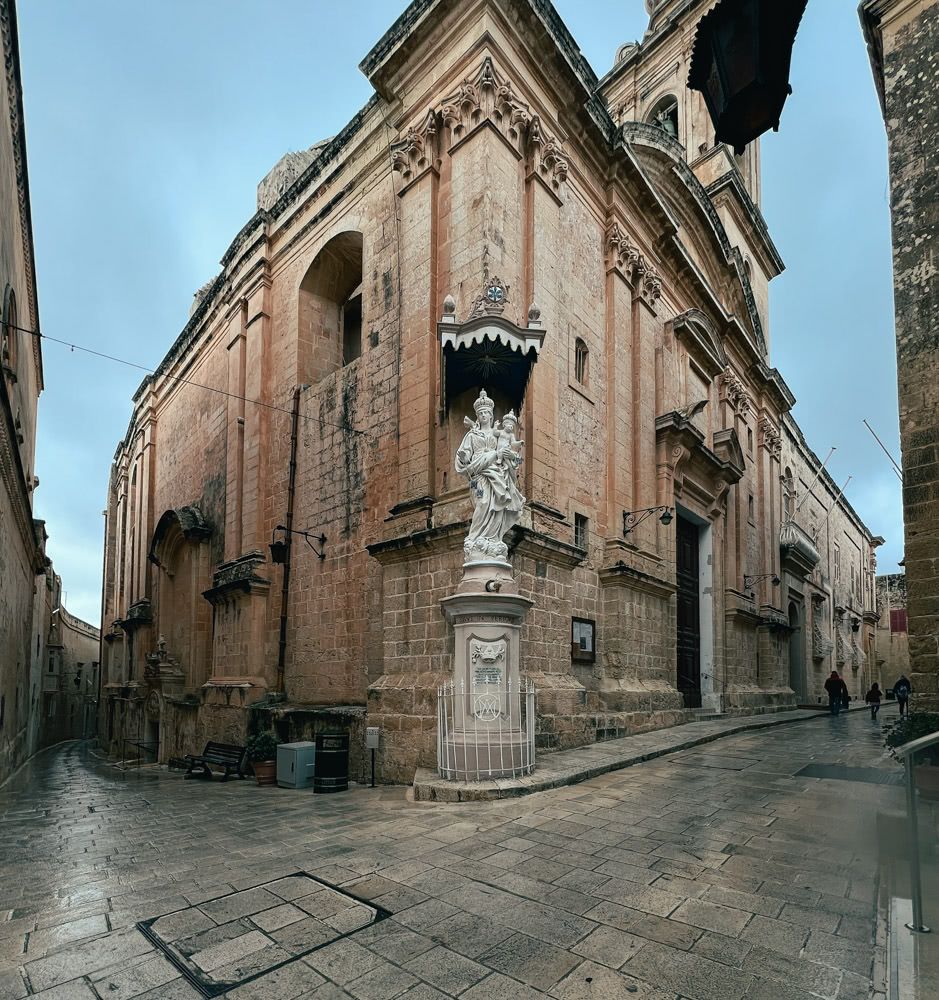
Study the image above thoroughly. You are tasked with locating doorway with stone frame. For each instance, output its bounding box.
[676,513,703,708]
[788,598,805,702]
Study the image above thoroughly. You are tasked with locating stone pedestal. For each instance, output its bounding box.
[439,560,533,779]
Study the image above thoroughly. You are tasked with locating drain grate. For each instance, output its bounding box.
[796,763,904,786]
[137,871,390,997]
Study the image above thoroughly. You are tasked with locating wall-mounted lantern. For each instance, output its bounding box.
[688,0,808,155]
[623,506,674,536]
[269,524,326,564]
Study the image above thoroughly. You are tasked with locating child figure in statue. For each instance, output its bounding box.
[495,409,524,488]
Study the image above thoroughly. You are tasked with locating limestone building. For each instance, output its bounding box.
[100,0,880,782]
[875,573,909,689]
[861,0,939,706]
[38,569,101,747]
[0,0,45,784]
[780,419,881,706]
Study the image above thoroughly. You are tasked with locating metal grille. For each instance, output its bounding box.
[437,677,536,781]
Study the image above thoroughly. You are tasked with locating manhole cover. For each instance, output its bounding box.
[138,871,388,997]
[796,763,904,786]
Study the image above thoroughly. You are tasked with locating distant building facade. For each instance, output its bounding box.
[780,419,881,705]
[100,0,880,782]
[861,0,939,706]
[0,0,45,783]
[875,573,909,687]
[38,569,100,747]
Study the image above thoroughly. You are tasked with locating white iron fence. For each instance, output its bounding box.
[437,677,536,781]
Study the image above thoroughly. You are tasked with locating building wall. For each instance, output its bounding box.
[862,0,939,706]
[0,0,43,784]
[780,419,880,706]
[101,0,881,781]
[876,573,909,688]
[39,572,101,747]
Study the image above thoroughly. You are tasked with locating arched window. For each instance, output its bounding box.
[298,231,364,385]
[1,287,17,379]
[783,466,796,520]
[574,338,589,386]
[647,95,679,141]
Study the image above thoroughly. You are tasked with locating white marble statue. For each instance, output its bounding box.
[455,390,525,563]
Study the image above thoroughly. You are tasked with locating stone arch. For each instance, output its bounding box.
[669,308,726,379]
[646,93,679,142]
[298,230,364,385]
[149,506,212,691]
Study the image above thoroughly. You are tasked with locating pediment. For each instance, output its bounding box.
[669,308,726,378]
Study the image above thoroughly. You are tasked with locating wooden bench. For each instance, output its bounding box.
[183,742,248,781]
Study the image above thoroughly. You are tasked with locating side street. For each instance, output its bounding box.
[1,708,930,1000]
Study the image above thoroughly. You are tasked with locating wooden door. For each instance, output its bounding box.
[676,516,702,708]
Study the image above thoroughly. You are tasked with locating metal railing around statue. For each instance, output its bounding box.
[437,677,536,781]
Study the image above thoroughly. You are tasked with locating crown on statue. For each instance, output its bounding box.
[502,409,518,426]
[473,390,494,416]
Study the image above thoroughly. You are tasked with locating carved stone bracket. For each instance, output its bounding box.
[605,221,663,306]
[758,415,782,460]
[720,366,751,416]
[392,57,568,192]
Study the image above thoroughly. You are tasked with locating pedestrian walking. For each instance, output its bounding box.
[893,674,913,717]
[825,671,844,716]
[865,682,882,721]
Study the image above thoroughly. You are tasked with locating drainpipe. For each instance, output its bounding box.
[275,385,307,695]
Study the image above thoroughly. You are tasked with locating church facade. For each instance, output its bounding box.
[99,0,880,782]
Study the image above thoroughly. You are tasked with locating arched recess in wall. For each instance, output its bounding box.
[647,94,679,142]
[298,231,364,385]
[1,286,17,379]
[149,506,212,690]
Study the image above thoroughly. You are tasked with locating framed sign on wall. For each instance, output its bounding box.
[571,617,596,663]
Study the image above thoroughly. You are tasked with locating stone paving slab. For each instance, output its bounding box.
[0,707,903,998]
[413,706,868,801]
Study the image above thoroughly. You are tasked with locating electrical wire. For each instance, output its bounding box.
[8,322,368,437]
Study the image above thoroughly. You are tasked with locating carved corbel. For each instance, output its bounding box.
[605,222,642,284]
[639,261,662,307]
[758,415,782,460]
[720,366,751,416]
[390,109,439,181]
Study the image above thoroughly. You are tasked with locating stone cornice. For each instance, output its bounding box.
[599,561,676,599]
[367,521,466,565]
[0,0,42,389]
[619,121,768,355]
[705,171,785,277]
[507,525,584,568]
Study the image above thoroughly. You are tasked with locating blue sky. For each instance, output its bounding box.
[18,0,899,625]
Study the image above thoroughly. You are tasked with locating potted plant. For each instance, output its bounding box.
[884,712,939,800]
[246,731,280,786]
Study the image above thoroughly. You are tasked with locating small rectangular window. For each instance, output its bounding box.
[748,494,755,521]
[574,513,588,550]
[747,427,753,453]
[890,609,907,633]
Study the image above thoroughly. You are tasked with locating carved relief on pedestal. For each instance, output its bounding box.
[392,57,568,191]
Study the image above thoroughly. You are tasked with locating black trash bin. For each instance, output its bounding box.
[313,732,349,793]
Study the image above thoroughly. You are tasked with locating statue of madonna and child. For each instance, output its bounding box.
[455,389,526,564]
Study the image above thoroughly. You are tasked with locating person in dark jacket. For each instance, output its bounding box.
[825,671,845,716]
[893,674,913,717]
[865,682,882,721]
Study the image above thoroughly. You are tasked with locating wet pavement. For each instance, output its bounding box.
[0,708,913,999]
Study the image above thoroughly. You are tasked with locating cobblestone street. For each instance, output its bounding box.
[0,710,906,999]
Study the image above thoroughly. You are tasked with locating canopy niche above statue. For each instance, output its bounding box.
[438,279,545,415]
